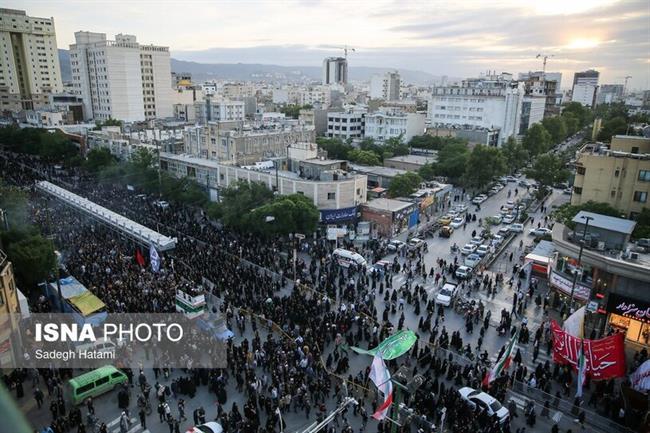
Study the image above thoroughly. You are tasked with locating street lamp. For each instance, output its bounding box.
[568,215,594,314]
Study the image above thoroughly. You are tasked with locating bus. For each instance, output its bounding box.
[66,365,128,405]
[332,249,367,269]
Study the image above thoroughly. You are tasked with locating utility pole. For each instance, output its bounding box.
[568,215,594,314]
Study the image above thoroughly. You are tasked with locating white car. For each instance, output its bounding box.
[408,238,426,251]
[187,422,224,433]
[498,226,511,236]
[387,240,406,252]
[450,217,465,229]
[504,200,515,210]
[506,176,517,183]
[460,244,477,255]
[458,387,509,424]
[490,214,503,224]
[435,283,458,307]
[472,194,487,204]
[470,236,483,246]
[510,223,524,233]
[476,245,490,257]
[529,227,552,237]
[454,204,468,214]
[502,214,516,224]
[455,265,472,279]
[464,253,481,268]
[498,176,508,183]
[491,234,504,246]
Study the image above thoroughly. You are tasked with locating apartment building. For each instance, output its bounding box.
[322,57,347,85]
[0,9,63,111]
[183,122,315,165]
[518,71,561,117]
[194,97,245,124]
[86,127,183,160]
[326,109,366,140]
[572,135,650,218]
[428,73,524,145]
[69,32,173,122]
[364,109,425,143]
[571,70,599,108]
[596,84,624,105]
[369,71,401,101]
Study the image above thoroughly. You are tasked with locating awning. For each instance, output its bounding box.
[68,291,106,316]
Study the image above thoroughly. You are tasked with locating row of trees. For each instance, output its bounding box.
[0,126,79,164]
[316,136,409,165]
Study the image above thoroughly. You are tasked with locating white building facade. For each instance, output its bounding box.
[0,8,63,112]
[571,70,599,108]
[369,71,401,101]
[428,73,524,145]
[364,109,425,143]
[326,109,366,141]
[69,32,173,122]
[194,98,245,124]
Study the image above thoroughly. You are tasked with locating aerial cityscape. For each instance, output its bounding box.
[0,1,649,433]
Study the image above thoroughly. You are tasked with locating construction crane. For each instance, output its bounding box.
[536,53,554,76]
[334,45,356,59]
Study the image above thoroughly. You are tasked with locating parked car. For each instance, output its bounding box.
[367,260,392,276]
[438,215,453,226]
[439,226,454,238]
[476,245,490,257]
[435,283,459,307]
[490,214,503,224]
[188,422,224,433]
[529,227,552,237]
[498,176,508,183]
[518,180,530,187]
[454,204,468,214]
[563,187,572,195]
[498,226,511,236]
[464,253,481,268]
[387,240,406,252]
[504,200,515,210]
[461,244,477,255]
[458,387,509,424]
[502,214,516,224]
[470,236,483,246]
[490,234,504,246]
[455,265,472,279]
[450,217,465,229]
[510,223,524,233]
[408,238,426,251]
[472,195,487,204]
[506,176,517,182]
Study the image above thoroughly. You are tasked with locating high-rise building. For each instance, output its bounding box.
[369,71,401,101]
[69,32,173,122]
[571,69,599,107]
[0,8,63,112]
[428,73,524,145]
[518,71,561,117]
[322,57,347,85]
[596,84,624,105]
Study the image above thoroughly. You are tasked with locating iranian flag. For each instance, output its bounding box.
[369,354,393,420]
[483,329,519,388]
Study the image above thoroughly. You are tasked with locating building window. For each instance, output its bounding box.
[573,186,582,195]
[611,190,616,198]
[632,147,639,154]
[576,166,586,175]
[327,192,336,200]
[638,170,650,182]
[633,191,648,203]
[614,169,620,177]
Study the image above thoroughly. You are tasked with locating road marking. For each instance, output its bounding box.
[109,417,138,433]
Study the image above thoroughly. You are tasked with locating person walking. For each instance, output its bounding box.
[138,407,147,430]
[34,387,44,409]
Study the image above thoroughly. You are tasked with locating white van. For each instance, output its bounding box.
[75,337,119,358]
[332,249,367,269]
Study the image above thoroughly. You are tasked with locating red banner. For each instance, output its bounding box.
[551,320,626,380]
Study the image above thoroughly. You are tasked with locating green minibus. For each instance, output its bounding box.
[66,365,128,405]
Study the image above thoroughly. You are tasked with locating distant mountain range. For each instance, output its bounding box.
[58,49,442,85]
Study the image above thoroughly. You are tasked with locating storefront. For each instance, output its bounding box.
[549,269,591,304]
[606,293,650,346]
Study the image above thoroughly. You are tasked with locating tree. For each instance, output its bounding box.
[219,181,274,231]
[463,145,506,188]
[418,163,437,181]
[500,137,529,174]
[384,136,409,157]
[408,135,467,150]
[597,116,628,142]
[315,137,353,160]
[525,154,569,188]
[632,208,650,239]
[523,124,552,158]
[347,149,381,166]
[7,234,56,289]
[436,142,469,180]
[562,102,592,127]
[251,194,319,236]
[541,116,568,144]
[130,147,156,171]
[561,112,580,136]
[388,172,422,198]
[85,148,116,173]
[0,183,30,230]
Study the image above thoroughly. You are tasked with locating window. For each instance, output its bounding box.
[639,170,650,182]
[573,187,582,194]
[76,383,94,395]
[95,376,109,386]
[634,191,648,203]
[576,166,586,175]
[611,190,616,198]
[632,147,639,154]
[327,192,336,200]
[110,372,123,380]
[614,169,620,177]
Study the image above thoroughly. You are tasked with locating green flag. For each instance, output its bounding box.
[350,330,417,360]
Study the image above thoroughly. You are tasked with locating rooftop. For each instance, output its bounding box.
[573,211,636,235]
[384,154,438,165]
[299,158,346,166]
[363,198,414,213]
[349,164,408,178]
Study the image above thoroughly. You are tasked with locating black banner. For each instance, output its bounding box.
[606,293,650,323]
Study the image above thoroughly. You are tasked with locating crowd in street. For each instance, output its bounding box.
[0,152,631,433]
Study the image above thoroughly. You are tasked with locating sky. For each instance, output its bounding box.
[6,0,650,90]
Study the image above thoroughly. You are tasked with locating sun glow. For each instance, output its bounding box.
[566,38,600,50]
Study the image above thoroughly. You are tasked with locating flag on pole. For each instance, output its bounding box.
[135,249,145,267]
[483,329,519,388]
[368,354,393,420]
[150,244,160,273]
[576,341,586,398]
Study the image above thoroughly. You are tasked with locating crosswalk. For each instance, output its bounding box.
[105,415,149,433]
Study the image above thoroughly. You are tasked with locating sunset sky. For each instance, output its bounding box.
[6,0,649,89]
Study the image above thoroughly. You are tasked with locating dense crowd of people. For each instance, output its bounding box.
[0,152,632,433]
